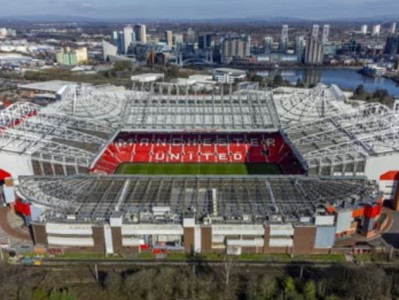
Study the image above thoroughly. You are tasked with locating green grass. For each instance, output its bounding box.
[116,163,281,176]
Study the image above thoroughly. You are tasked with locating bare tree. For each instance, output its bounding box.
[220,254,238,287]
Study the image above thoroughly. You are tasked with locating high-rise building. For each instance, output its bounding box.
[112,31,124,54]
[372,24,381,36]
[165,30,173,47]
[221,35,251,63]
[304,38,324,65]
[173,34,184,46]
[312,25,320,39]
[264,36,273,54]
[134,24,147,43]
[361,25,368,35]
[322,25,330,44]
[56,47,88,66]
[198,34,213,49]
[295,36,306,60]
[102,40,118,61]
[123,25,134,54]
[384,36,399,55]
[391,22,397,34]
[280,25,289,53]
[186,28,196,43]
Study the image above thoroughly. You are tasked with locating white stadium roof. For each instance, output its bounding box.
[0,102,115,168]
[0,82,399,179]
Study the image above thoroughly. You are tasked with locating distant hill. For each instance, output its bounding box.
[0,14,398,24]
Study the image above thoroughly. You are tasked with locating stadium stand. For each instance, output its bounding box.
[91,132,303,174]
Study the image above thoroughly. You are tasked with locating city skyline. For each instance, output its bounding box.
[1,0,399,20]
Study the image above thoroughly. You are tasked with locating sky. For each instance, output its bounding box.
[0,0,398,19]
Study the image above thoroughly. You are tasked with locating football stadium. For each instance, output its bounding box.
[1,83,398,255]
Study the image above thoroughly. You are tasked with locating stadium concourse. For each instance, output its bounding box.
[0,82,397,255]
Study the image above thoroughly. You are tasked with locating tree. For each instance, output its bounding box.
[104,271,122,295]
[296,79,305,88]
[354,84,365,97]
[283,276,296,294]
[113,61,132,72]
[303,280,316,300]
[17,286,32,300]
[220,254,237,287]
[272,74,283,87]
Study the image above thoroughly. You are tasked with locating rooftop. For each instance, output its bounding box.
[18,80,89,93]
[18,175,377,224]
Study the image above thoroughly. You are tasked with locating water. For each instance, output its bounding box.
[257,68,399,97]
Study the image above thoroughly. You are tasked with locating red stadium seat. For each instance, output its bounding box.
[91,132,303,175]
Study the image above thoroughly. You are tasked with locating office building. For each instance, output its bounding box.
[322,25,330,44]
[102,40,118,61]
[134,24,147,43]
[304,38,324,65]
[372,24,381,36]
[280,25,289,53]
[165,30,173,47]
[384,36,399,55]
[295,36,306,61]
[198,34,213,50]
[56,47,88,66]
[221,35,251,63]
[112,31,124,54]
[264,36,273,54]
[391,22,397,35]
[173,34,184,46]
[123,25,134,54]
[312,25,320,39]
[361,25,368,35]
[186,28,195,43]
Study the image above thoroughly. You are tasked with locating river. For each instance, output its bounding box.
[257,68,399,97]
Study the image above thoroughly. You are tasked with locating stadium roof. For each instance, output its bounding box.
[285,103,399,169]
[0,102,115,167]
[274,84,352,126]
[18,175,377,224]
[44,84,280,132]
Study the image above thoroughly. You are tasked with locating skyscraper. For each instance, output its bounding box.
[112,31,124,54]
[264,36,273,54]
[391,22,397,34]
[384,36,399,55]
[186,28,195,43]
[361,25,368,35]
[173,34,184,46]
[304,38,324,65]
[280,25,289,53]
[134,24,147,43]
[123,25,134,54]
[322,25,330,44]
[295,36,306,61]
[198,34,213,49]
[165,30,173,47]
[221,35,251,63]
[312,25,320,39]
[372,24,381,36]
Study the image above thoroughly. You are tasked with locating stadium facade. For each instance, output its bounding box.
[1,83,397,254]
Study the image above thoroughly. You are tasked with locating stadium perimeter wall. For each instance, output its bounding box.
[31,221,335,255]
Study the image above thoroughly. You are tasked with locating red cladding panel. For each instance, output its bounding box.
[15,201,31,216]
[364,204,382,219]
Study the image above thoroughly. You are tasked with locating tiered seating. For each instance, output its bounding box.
[91,132,303,174]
